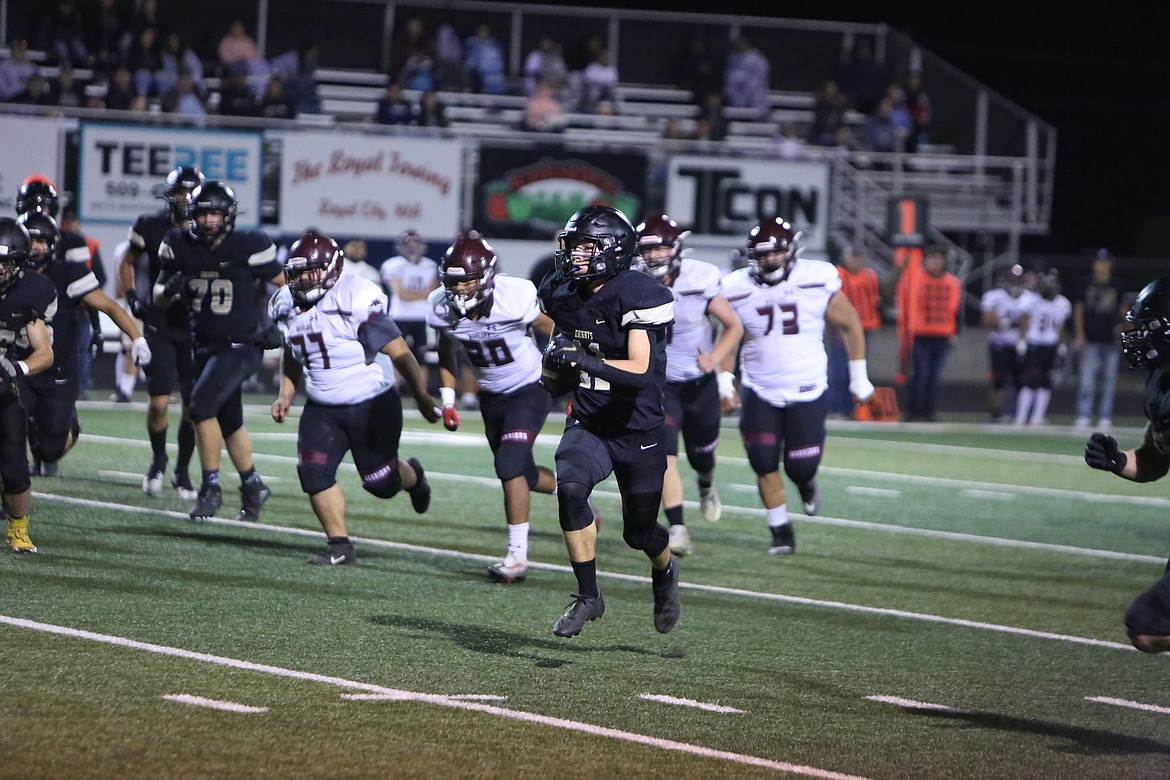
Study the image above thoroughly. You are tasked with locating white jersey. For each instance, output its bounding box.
[425,275,543,395]
[664,257,723,383]
[271,274,396,405]
[379,254,438,322]
[720,258,841,407]
[1022,293,1071,347]
[343,257,383,287]
[981,287,1034,347]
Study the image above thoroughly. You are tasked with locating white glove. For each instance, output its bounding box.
[716,371,737,400]
[848,359,875,403]
[1016,339,1028,357]
[131,336,152,367]
[269,286,294,323]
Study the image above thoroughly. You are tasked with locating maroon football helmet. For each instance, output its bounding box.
[746,217,801,285]
[440,229,498,316]
[635,214,689,282]
[285,230,343,307]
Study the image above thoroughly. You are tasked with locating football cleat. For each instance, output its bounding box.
[488,551,528,583]
[308,540,356,566]
[768,523,796,556]
[39,460,57,477]
[189,483,223,520]
[799,480,819,516]
[143,457,167,497]
[171,472,198,501]
[699,486,722,523]
[234,479,271,522]
[406,457,431,513]
[6,517,37,554]
[652,556,681,634]
[668,524,693,556]
[553,592,605,637]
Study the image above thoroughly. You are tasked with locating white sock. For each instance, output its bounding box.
[766,504,789,529]
[118,368,137,397]
[1030,388,1051,424]
[507,521,529,558]
[1015,387,1034,426]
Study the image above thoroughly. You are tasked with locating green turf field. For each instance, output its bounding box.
[2,401,1168,779]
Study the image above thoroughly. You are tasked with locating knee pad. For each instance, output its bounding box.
[297,461,337,496]
[620,491,669,557]
[494,442,537,486]
[743,431,780,477]
[783,443,822,487]
[361,460,402,499]
[1125,590,1170,640]
[0,452,31,496]
[218,402,244,438]
[31,429,68,463]
[557,481,595,532]
[685,439,717,476]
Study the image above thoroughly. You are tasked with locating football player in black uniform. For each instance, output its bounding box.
[538,205,681,637]
[16,211,150,477]
[0,218,57,553]
[155,181,283,522]
[119,165,204,500]
[1085,276,1170,654]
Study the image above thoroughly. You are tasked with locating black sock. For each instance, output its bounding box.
[652,556,676,585]
[697,476,713,493]
[149,429,167,463]
[239,467,258,486]
[177,419,195,473]
[570,559,599,598]
[664,505,684,527]
[327,536,351,547]
[202,469,219,487]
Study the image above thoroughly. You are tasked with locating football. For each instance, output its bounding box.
[541,358,579,397]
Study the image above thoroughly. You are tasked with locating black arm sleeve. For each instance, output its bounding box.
[576,329,657,391]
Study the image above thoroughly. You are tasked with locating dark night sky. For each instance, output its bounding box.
[551,1,1170,257]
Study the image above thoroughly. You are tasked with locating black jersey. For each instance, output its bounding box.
[0,271,58,363]
[1144,369,1170,455]
[32,234,101,381]
[539,268,674,433]
[129,209,187,332]
[159,228,281,346]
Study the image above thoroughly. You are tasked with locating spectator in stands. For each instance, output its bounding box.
[271,37,322,115]
[218,21,260,72]
[905,72,932,153]
[417,91,449,128]
[88,0,127,73]
[581,48,618,113]
[464,24,507,96]
[218,66,260,117]
[723,37,770,118]
[0,39,39,102]
[259,74,296,120]
[905,245,961,422]
[524,37,567,97]
[104,65,138,111]
[158,32,204,96]
[432,23,469,92]
[389,17,434,87]
[808,79,847,146]
[696,91,728,141]
[661,118,692,142]
[862,96,901,154]
[341,240,383,286]
[828,245,881,417]
[773,122,806,159]
[838,37,887,114]
[129,0,165,40]
[127,25,165,97]
[1073,249,1127,430]
[566,34,603,74]
[37,0,89,67]
[674,35,721,106]
[523,79,567,133]
[11,71,55,106]
[51,64,84,108]
[375,83,415,125]
[160,69,207,117]
[885,84,913,147]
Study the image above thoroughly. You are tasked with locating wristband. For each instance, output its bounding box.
[847,359,868,384]
[716,371,736,399]
[439,386,456,406]
[17,360,29,376]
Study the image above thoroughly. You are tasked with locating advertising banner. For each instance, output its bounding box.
[275,132,462,240]
[78,123,263,227]
[474,147,647,240]
[665,156,831,251]
[0,115,62,215]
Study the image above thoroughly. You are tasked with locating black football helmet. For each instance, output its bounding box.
[554,205,637,284]
[187,181,238,245]
[1121,277,1170,370]
[16,175,59,218]
[997,263,1025,297]
[746,217,801,286]
[16,211,60,270]
[0,217,31,295]
[440,229,498,316]
[635,213,689,282]
[162,165,205,221]
[285,230,343,307]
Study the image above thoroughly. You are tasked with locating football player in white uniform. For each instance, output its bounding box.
[427,230,558,583]
[270,232,440,565]
[1014,268,1071,426]
[379,229,439,389]
[721,218,874,555]
[635,214,742,556]
[980,264,1033,421]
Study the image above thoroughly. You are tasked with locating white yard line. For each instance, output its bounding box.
[1085,696,1170,715]
[639,693,745,714]
[0,615,867,780]
[844,486,902,498]
[959,489,1015,501]
[163,694,268,714]
[864,695,964,714]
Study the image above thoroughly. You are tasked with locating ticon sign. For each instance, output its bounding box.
[78,123,262,227]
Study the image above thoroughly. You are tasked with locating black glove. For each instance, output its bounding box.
[125,289,148,320]
[544,333,584,370]
[161,272,186,298]
[88,330,103,360]
[1085,433,1127,474]
[0,356,19,394]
